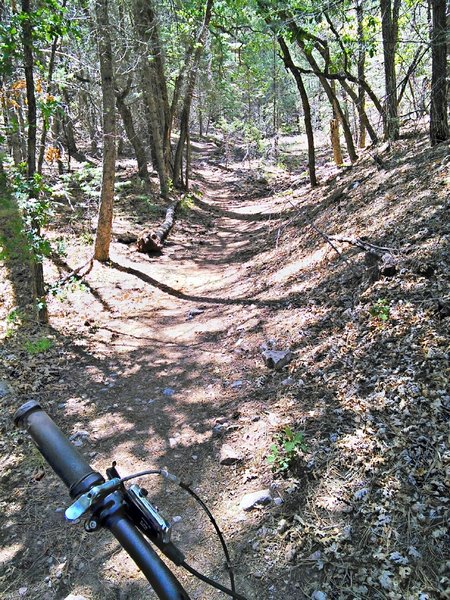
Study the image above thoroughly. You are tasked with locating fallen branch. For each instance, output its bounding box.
[309,223,353,268]
[137,198,181,253]
[329,236,398,257]
[53,256,94,286]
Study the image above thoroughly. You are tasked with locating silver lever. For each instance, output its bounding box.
[65,478,122,521]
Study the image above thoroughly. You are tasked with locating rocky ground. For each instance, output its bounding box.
[0,130,449,600]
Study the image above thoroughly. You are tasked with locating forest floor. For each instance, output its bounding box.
[0,129,449,600]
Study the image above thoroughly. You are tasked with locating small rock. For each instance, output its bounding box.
[187,308,205,321]
[281,377,295,386]
[311,592,328,600]
[0,380,12,398]
[63,596,88,600]
[240,489,272,511]
[230,380,244,389]
[261,349,293,370]
[285,543,297,562]
[212,423,226,436]
[18,587,28,597]
[216,416,228,424]
[276,519,289,534]
[162,388,175,396]
[169,437,178,449]
[69,430,89,442]
[219,444,242,466]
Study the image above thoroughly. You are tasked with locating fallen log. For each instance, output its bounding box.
[137,198,181,254]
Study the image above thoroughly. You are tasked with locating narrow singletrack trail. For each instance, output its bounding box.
[59,142,286,599]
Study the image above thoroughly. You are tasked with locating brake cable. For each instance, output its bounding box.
[66,466,249,600]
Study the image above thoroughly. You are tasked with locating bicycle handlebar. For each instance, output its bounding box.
[14,401,190,600]
[14,400,104,498]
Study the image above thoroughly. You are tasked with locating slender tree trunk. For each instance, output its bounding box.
[37,0,68,174]
[116,84,149,181]
[429,0,448,145]
[278,37,317,187]
[356,0,366,147]
[21,0,48,324]
[94,0,116,262]
[2,94,24,165]
[380,0,400,140]
[173,0,214,189]
[133,0,168,196]
[330,80,344,165]
[340,80,378,143]
[61,88,79,158]
[292,33,358,162]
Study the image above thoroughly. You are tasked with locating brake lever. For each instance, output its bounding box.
[65,477,122,521]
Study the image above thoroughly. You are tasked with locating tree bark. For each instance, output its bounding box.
[133,0,169,196]
[173,0,214,188]
[116,82,149,181]
[37,0,68,173]
[340,79,378,144]
[429,0,448,145]
[21,0,48,323]
[94,0,116,262]
[137,199,180,254]
[380,0,400,140]
[356,0,366,147]
[291,29,358,163]
[277,37,317,187]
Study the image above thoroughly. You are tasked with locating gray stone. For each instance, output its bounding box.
[219,444,242,466]
[230,380,244,388]
[261,350,293,370]
[0,380,12,398]
[240,489,272,511]
[187,308,204,320]
[212,423,226,436]
[63,596,88,600]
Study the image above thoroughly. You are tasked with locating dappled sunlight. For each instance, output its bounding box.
[269,246,328,285]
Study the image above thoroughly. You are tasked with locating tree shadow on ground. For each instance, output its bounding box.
[1,133,448,599]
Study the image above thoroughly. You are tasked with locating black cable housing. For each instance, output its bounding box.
[181,561,249,600]
[179,480,237,596]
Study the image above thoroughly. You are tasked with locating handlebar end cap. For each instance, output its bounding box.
[14,400,42,427]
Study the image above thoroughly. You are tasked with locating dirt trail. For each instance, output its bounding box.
[4,133,448,600]
[40,143,280,599]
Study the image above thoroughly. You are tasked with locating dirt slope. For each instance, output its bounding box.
[0,131,449,600]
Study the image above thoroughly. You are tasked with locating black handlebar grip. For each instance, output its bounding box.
[14,400,104,498]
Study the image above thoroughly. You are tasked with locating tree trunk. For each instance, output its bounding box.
[330,118,343,165]
[37,0,67,174]
[137,199,180,254]
[61,88,79,158]
[292,33,358,163]
[133,0,169,196]
[2,94,25,165]
[429,0,448,145]
[330,80,344,165]
[116,84,149,181]
[380,0,400,140]
[277,37,317,187]
[356,0,366,147]
[94,0,116,262]
[21,0,48,324]
[173,0,214,189]
[340,79,378,143]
